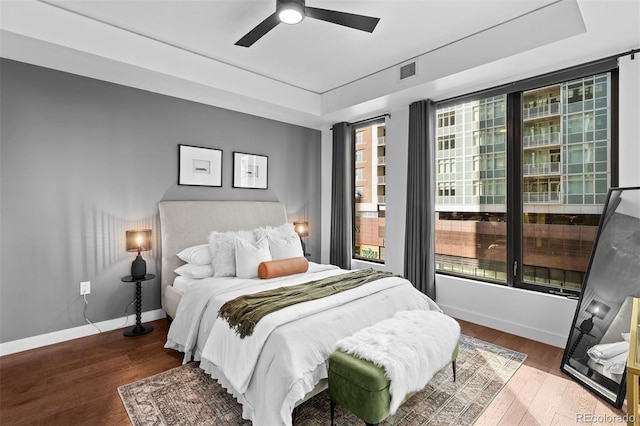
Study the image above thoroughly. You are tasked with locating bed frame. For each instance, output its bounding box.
[158,200,328,409]
[158,200,288,319]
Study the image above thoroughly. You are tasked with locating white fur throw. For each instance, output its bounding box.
[335,310,460,414]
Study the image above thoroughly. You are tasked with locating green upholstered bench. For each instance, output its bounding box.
[328,339,459,425]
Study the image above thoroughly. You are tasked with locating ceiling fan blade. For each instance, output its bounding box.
[235,12,280,47]
[304,7,380,33]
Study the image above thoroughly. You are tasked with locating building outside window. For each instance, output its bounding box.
[353,122,386,262]
[435,72,613,294]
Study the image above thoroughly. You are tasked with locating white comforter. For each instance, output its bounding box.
[165,263,441,426]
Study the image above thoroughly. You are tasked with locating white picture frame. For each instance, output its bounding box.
[233,152,268,189]
[178,144,222,187]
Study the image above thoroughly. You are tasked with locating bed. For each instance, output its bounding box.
[586,296,633,384]
[159,200,442,425]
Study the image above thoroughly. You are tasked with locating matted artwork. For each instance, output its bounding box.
[233,152,268,189]
[178,144,222,187]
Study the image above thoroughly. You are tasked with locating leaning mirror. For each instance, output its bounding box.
[561,186,640,408]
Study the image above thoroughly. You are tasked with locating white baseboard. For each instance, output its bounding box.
[0,309,166,357]
[439,303,568,348]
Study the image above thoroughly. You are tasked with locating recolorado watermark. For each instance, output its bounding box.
[576,413,635,423]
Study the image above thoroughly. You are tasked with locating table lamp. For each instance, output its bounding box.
[580,299,611,333]
[293,221,308,254]
[126,229,152,279]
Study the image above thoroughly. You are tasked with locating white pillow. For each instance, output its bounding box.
[174,263,214,279]
[268,234,304,260]
[209,230,255,277]
[176,244,211,266]
[255,223,298,241]
[235,237,272,279]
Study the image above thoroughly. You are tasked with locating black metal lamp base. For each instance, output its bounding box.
[131,255,147,279]
[123,324,153,337]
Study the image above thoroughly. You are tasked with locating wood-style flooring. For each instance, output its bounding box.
[0,318,628,425]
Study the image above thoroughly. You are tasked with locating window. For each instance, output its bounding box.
[435,70,616,295]
[438,110,456,127]
[438,135,456,150]
[353,121,386,263]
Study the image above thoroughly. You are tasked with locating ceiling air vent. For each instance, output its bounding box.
[399,62,416,80]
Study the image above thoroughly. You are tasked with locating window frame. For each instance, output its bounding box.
[435,58,619,296]
[352,118,387,264]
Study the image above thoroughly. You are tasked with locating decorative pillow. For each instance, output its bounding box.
[258,257,309,279]
[235,237,272,279]
[176,244,211,266]
[209,230,256,277]
[174,263,214,279]
[255,223,298,241]
[268,234,304,260]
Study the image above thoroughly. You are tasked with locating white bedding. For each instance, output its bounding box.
[165,262,339,361]
[165,263,441,426]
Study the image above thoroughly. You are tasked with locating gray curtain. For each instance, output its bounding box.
[330,122,353,269]
[404,100,436,299]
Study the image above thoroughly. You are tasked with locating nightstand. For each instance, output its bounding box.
[121,274,155,337]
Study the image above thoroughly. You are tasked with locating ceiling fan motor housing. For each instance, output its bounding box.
[277,0,306,24]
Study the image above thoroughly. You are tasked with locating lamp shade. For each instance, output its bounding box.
[126,229,152,253]
[293,221,308,238]
[585,299,610,320]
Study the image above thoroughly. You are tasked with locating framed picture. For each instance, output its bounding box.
[178,144,222,187]
[233,152,268,189]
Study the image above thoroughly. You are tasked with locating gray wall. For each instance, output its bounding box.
[0,59,321,343]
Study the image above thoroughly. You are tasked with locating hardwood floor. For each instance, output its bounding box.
[0,318,628,425]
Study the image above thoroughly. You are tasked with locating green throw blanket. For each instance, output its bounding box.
[218,269,394,338]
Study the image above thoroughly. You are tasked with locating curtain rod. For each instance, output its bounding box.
[331,113,390,130]
[625,47,640,60]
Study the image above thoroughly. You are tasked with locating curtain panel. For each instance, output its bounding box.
[330,122,353,269]
[404,100,436,299]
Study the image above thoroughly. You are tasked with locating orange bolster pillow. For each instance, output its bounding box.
[258,257,309,279]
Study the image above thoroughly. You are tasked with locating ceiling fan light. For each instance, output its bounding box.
[278,3,304,24]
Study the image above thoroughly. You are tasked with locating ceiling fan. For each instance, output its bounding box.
[235,0,380,47]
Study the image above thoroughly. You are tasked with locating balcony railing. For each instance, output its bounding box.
[378,136,386,146]
[523,162,560,176]
[523,102,560,120]
[378,156,386,165]
[523,132,561,149]
[523,191,561,203]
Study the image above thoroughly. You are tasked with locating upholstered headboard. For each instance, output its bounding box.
[158,201,288,318]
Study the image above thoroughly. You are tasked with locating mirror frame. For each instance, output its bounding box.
[561,186,640,408]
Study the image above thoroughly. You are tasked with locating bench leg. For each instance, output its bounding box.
[330,400,335,426]
[452,360,457,382]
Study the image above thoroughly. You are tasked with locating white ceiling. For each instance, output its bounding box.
[38,0,560,94]
[1,0,639,129]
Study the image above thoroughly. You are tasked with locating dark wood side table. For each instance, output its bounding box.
[121,274,155,337]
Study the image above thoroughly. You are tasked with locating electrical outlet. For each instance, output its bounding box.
[80,281,91,295]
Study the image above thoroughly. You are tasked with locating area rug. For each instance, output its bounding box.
[118,334,526,425]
